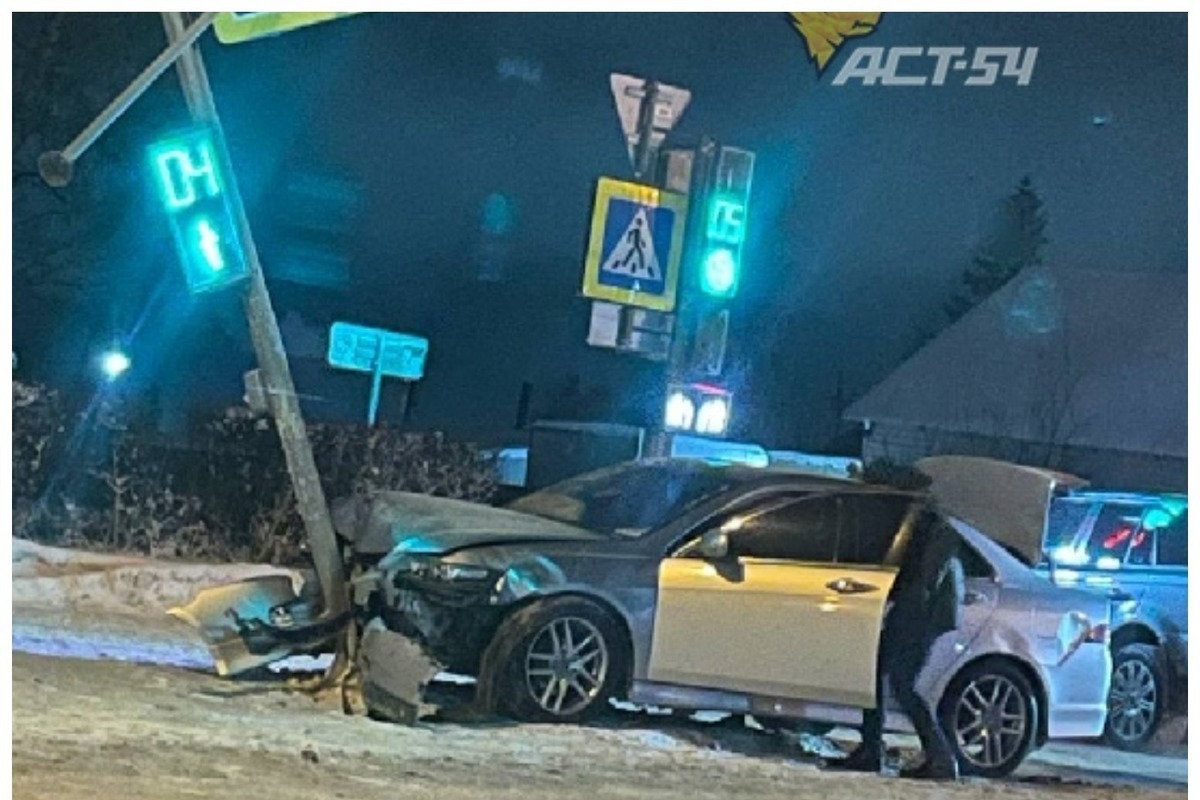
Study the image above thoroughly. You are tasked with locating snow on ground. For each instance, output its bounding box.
[9,539,1189,799]
[12,538,300,615]
[11,537,305,670]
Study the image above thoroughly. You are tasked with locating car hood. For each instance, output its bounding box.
[917,456,1088,565]
[331,491,604,556]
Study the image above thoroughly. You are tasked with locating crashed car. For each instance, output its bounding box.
[173,458,1111,778]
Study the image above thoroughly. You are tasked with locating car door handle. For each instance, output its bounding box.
[826,578,878,595]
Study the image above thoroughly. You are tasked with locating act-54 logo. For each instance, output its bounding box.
[789,13,1038,87]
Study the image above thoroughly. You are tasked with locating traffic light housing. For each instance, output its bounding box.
[697,147,754,299]
[148,126,248,294]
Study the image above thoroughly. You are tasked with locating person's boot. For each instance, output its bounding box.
[899,755,960,781]
[820,744,883,774]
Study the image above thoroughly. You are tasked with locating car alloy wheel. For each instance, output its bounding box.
[1104,644,1166,750]
[950,672,1031,775]
[1108,658,1157,742]
[524,615,610,717]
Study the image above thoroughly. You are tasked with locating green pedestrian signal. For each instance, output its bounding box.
[696,148,753,299]
[148,127,248,294]
[699,193,746,297]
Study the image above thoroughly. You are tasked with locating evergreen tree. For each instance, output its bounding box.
[945,175,1049,322]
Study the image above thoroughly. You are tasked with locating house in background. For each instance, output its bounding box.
[844,268,1186,493]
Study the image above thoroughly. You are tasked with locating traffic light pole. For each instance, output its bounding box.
[159,13,348,627]
[663,136,718,386]
[644,136,719,458]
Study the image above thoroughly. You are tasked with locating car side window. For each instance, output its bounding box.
[1154,509,1188,567]
[726,496,840,563]
[1126,513,1157,566]
[836,494,913,565]
[1085,502,1145,567]
[1044,499,1092,554]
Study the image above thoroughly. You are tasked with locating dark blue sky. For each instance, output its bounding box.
[16,13,1189,448]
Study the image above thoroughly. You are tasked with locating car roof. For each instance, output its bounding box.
[647,459,920,497]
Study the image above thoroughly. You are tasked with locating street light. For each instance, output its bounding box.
[100,349,131,381]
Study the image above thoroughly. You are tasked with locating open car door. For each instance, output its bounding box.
[648,492,913,709]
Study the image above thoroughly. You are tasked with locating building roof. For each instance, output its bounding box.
[845,268,1186,459]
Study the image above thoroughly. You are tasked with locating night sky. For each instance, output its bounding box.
[11,13,1188,450]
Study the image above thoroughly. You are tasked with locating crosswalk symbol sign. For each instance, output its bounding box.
[581,177,687,313]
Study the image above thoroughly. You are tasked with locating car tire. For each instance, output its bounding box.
[940,659,1038,779]
[1104,643,1167,751]
[479,595,627,724]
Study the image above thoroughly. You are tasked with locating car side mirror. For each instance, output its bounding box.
[697,529,730,560]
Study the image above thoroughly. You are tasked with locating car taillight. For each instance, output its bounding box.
[1086,622,1110,644]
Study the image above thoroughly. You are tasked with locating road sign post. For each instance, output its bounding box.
[326,322,429,426]
[369,339,386,427]
[158,12,347,627]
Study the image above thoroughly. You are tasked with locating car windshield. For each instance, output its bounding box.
[507,460,739,538]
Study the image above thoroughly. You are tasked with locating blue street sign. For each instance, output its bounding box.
[327,322,428,426]
[327,322,428,381]
[581,178,687,313]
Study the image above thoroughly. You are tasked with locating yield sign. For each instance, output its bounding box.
[610,73,692,174]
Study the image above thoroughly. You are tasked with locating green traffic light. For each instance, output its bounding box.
[699,190,747,298]
[194,217,226,271]
[700,247,738,297]
[148,126,248,294]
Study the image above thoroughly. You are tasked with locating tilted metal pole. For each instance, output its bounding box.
[37,12,217,188]
[160,12,348,623]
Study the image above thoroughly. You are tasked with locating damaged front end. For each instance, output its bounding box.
[167,573,348,677]
[168,568,445,720]
[170,490,574,719]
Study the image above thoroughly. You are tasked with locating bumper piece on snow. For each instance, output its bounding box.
[168,575,346,676]
[358,618,442,724]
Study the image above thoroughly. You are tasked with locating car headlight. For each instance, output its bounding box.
[401,557,490,581]
[429,562,492,582]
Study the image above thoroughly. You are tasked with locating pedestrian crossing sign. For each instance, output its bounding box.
[582,177,687,312]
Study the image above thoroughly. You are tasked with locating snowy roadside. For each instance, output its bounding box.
[12,538,301,615]
[9,538,1188,790]
[11,538,304,669]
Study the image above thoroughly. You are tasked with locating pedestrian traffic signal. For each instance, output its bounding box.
[696,147,753,299]
[148,127,248,294]
[665,381,732,437]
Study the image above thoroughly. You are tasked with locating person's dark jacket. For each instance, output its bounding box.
[888,513,966,646]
